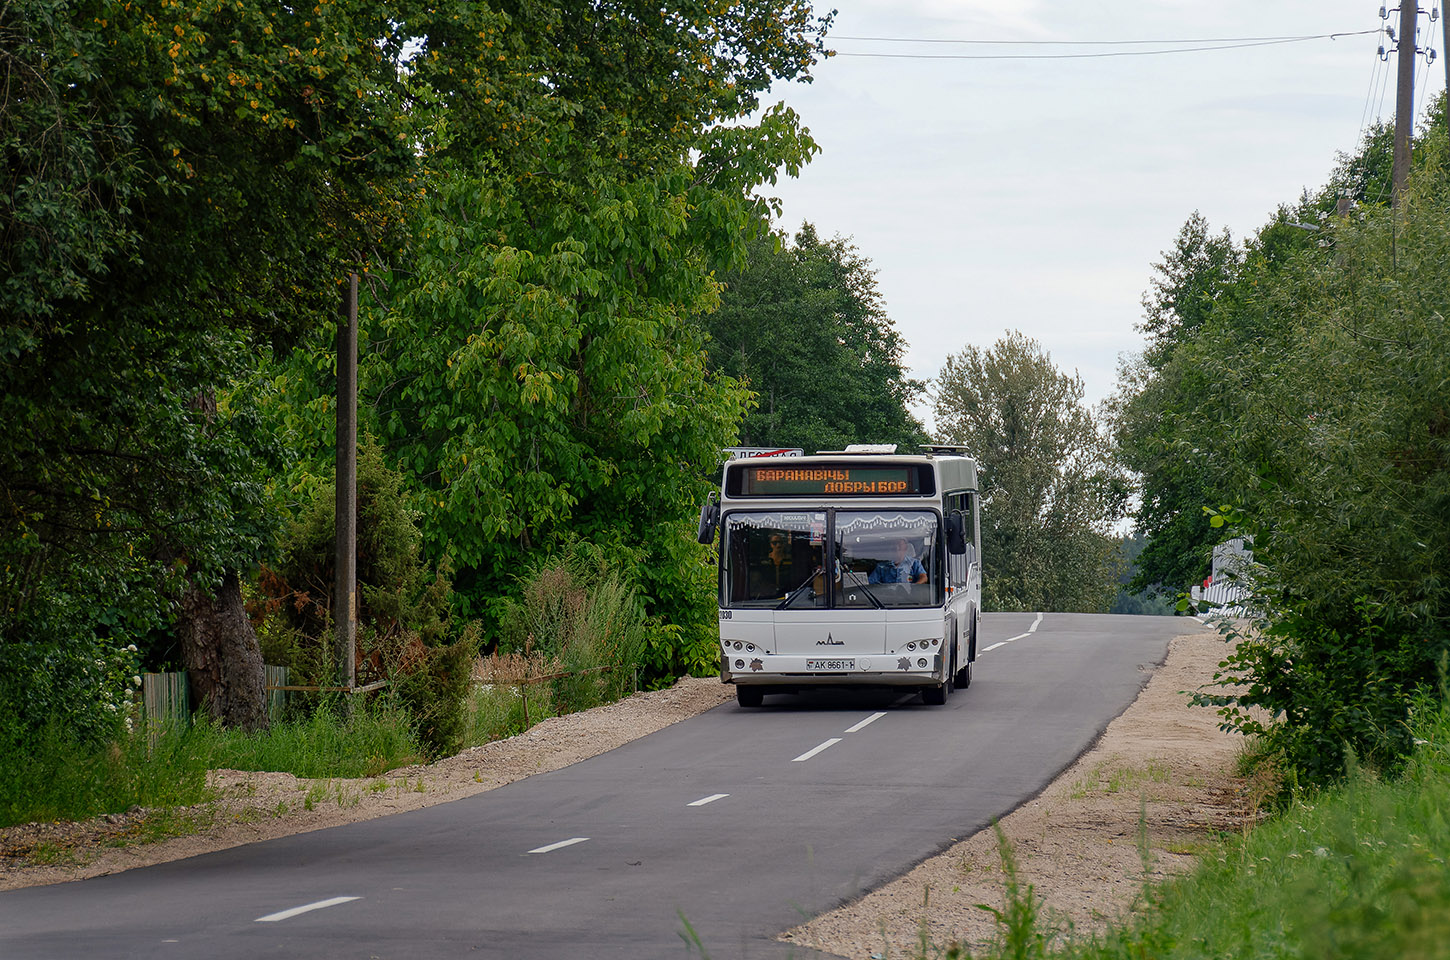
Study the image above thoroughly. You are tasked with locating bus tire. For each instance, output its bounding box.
[736,685,765,708]
[954,659,973,690]
[923,649,950,706]
[955,614,976,689]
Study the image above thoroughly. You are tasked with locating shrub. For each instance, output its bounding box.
[496,541,647,713]
[248,437,479,756]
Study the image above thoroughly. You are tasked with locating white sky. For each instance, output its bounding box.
[758,1,1443,428]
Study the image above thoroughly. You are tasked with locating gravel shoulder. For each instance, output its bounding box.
[2,625,1253,960]
[784,627,1259,958]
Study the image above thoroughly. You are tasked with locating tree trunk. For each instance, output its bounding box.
[179,568,269,731]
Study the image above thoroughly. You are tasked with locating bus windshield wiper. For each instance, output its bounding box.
[776,571,818,610]
[855,582,886,609]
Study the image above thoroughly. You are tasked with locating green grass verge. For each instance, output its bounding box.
[194,699,424,779]
[0,722,212,828]
[937,700,1450,960]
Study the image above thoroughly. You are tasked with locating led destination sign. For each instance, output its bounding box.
[730,463,931,497]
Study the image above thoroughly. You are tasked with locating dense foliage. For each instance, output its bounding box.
[1114,106,1450,783]
[934,332,1126,613]
[4,0,836,747]
[1,0,425,736]
[704,223,928,455]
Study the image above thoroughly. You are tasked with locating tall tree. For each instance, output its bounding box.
[351,3,833,679]
[1,0,424,729]
[934,332,1126,612]
[1110,101,1450,783]
[705,223,927,455]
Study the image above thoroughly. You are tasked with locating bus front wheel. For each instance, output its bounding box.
[736,685,765,708]
[921,678,949,706]
[922,648,951,705]
[954,616,976,689]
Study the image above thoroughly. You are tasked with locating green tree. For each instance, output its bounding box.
[1191,171,1450,783]
[1113,103,1450,605]
[1,0,424,730]
[347,3,834,681]
[704,223,928,455]
[1114,99,1450,783]
[934,332,1126,612]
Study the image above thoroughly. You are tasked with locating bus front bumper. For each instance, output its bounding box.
[720,652,945,687]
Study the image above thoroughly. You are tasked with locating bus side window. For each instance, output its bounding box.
[947,493,969,586]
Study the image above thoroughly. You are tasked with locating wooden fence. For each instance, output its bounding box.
[141,665,292,726]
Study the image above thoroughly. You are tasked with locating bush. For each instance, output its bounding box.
[496,542,647,713]
[248,437,480,757]
[0,626,142,751]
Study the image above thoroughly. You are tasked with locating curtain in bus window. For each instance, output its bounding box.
[723,512,827,608]
[836,511,943,608]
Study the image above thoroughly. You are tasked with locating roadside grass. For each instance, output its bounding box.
[1067,760,1171,800]
[925,699,1450,960]
[193,698,424,780]
[463,679,537,747]
[0,699,423,829]
[0,721,211,828]
[3,661,644,831]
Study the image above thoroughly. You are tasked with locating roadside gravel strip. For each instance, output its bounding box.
[2,626,1253,960]
[784,627,1257,958]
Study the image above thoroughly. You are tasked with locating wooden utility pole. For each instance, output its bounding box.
[336,274,358,690]
[1392,0,1419,205]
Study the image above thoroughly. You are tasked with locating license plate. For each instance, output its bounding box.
[805,658,855,670]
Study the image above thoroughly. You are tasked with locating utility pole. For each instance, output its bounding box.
[1392,1,1420,205]
[336,274,358,692]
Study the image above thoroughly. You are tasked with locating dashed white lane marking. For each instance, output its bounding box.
[989,612,1047,650]
[255,896,360,923]
[688,793,729,807]
[528,837,590,854]
[792,738,843,762]
[844,712,887,733]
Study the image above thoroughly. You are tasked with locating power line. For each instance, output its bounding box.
[828,32,1378,61]
[831,32,1369,46]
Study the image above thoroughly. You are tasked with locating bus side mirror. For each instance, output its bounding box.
[946,512,968,555]
[696,495,720,544]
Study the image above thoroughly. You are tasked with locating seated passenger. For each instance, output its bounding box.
[869,538,927,584]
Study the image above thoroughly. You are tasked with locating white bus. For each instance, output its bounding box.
[696,445,982,707]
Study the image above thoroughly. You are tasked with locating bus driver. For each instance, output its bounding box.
[869,537,927,584]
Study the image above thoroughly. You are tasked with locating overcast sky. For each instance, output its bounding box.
[757,0,1442,428]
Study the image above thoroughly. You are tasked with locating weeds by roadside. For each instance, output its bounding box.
[900,699,1450,960]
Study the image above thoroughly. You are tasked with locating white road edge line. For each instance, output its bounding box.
[255,896,360,923]
[792,738,843,762]
[844,712,887,733]
[982,641,1007,653]
[687,793,730,807]
[1029,612,1044,633]
[528,837,591,854]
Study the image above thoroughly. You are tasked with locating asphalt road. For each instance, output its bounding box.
[0,613,1190,960]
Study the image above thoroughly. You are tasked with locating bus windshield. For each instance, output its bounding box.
[722,510,942,609]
